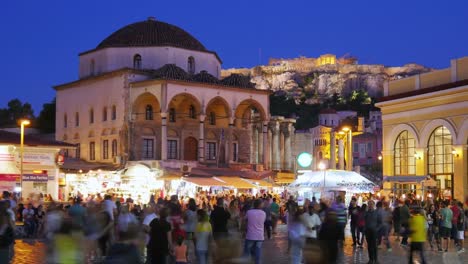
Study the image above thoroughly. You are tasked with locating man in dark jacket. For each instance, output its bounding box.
[348,197,360,246]
[400,200,411,246]
[210,198,231,241]
[365,200,382,264]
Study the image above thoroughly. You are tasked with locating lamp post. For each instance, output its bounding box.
[19,119,30,199]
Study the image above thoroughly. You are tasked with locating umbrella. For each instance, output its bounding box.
[289,170,377,193]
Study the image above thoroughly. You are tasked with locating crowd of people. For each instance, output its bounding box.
[0,189,468,263]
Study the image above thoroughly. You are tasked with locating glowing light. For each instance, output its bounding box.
[416,194,421,199]
[14,187,22,192]
[297,152,313,168]
[318,162,326,170]
[402,194,406,199]
[428,193,433,198]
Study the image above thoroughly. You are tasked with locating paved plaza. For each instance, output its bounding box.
[11,224,468,264]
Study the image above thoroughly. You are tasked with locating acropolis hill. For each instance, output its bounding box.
[222,54,431,103]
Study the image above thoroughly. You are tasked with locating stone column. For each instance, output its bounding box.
[228,117,234,162]
[198,114,206,162]
[330,131,336,169]
[283,124,292,171]
[262,121,269,169]
[161,112,167,160]
[347,130,353,171]
[338,139,345,170]
[252,124,259,164]
[270,117,283,170]
[258,125,263,164]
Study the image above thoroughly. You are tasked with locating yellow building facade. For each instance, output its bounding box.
[376,57,468,200]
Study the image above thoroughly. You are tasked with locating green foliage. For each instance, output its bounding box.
[37,98,56,133]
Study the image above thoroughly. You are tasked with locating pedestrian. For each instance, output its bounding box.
[23,203,36,237]
[174,235,188,264]
[289,208,306,264]
[183,198,197,250]
[357,203,367,248]
[426,203,442,251]
[377,201,392,251]
[408,208,427,264]
[194,209,213,264]
[348,197,360,246]
[332,196,347,244]
[0,201,15,263]
[263,198,272,239]
[365,200,381,264]
[451,199,461,249]
[456,201,465,253]
[210,198,230,241]
[400,200,410,246]
[440,201,453,252]
[318,210,339,264]
[148,207,173,264]
[243,198,266,264]
[270,197,280,234]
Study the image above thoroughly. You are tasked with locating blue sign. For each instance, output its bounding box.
[23,174,48,182]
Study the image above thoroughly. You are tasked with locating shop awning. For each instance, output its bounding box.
[157,174,181,181]
[216,176,257,189]
[244,179,275,188]
[383,176,429,183]
[275,172,295,184]
[183,177,225,187]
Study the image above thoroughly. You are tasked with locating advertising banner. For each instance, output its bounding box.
[23,173,48,182]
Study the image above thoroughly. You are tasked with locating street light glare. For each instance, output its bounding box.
[318,162,326,170]
[341,126,350,132]
[20,119,30,126]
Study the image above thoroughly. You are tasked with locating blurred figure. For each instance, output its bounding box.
[348,197,360,246]
[148,207,172,264]
[318,210,339,264]
[365,200,381,264]
[143,203,158,263]
[51,218,85,264]
[270,198,280,234]
[451,199,461,249]
[408,208,427,264]
[456,201,465,253]
[210,198,230,241]
[332,196,347,244]
[289,208,306,264]
[243,198,266,264]
[392,201,401,242]
[104,212,142,264]
[263,198,272,239]
[0,200,15,263]
[195,209,213,264]
[357,203,367,248]
[400,200,410,246]
[426,203,442,251]
[174,236,188,264]
[377,201,392,251]
[23,203,36,237]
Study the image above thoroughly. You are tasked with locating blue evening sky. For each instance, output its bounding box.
[1,0,467,113]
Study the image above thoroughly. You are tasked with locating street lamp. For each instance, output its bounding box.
[19,119,30,199]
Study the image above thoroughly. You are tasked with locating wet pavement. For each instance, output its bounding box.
[12,224,468,263]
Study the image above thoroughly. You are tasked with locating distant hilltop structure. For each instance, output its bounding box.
[222,54,431,101]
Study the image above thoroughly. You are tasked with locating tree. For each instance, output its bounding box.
[37,98,56,133]
[0,99,35,127]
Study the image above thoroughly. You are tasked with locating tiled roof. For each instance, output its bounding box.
[220,74,255,89]
[0,131,75,148]
[152,64,191,81]
[192,71,219,84]
[97,18,207,52]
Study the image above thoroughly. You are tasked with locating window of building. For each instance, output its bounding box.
[189,105,196,119]
[145,105,153,120]
[76,144,80,158]
[89,108,94,124]
[394,130,416,175]
[133,54,142,69]
[167,140,178,159]
[232,142,238,162]
[169,108,176,122]
[89,142,95,161]
[209,112,216,125]
[75,112,79,127]
[353,143,358,152]
[103,107,107,121]
[142,138,154,159]
[90,60,95,76]
[206,142,216,160]
[111,139,117,158]
[103,140,109,160]
[187,56,195,74]
[111,105,116,120]
[64,114,67,128]
[367,142,372,153]
[427,126,453,174]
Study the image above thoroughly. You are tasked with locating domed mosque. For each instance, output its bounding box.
[54,17,294,183]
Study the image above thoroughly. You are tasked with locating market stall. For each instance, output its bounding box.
[215,176,257,195]
[288,170,377,202]
[383,175,439,201]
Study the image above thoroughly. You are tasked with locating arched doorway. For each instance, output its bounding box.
[184,137,198,161]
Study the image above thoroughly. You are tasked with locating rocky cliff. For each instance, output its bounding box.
[222,56,431,103]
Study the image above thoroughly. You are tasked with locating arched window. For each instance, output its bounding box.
[64,114,68,128]
[187,56,195,74]
[90,59,95,76]
[112,139,118,157]
[209,111,216,125]
[394,131,416,175]
[102,107,108,121]
[189,105,196,119]
[428,126,453,174]
[111,105,117,120]
[133,54,142,69]
[75,112,79,127]
[145,105,153,120]
[89,108,94,124]
[169,108,176,122]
